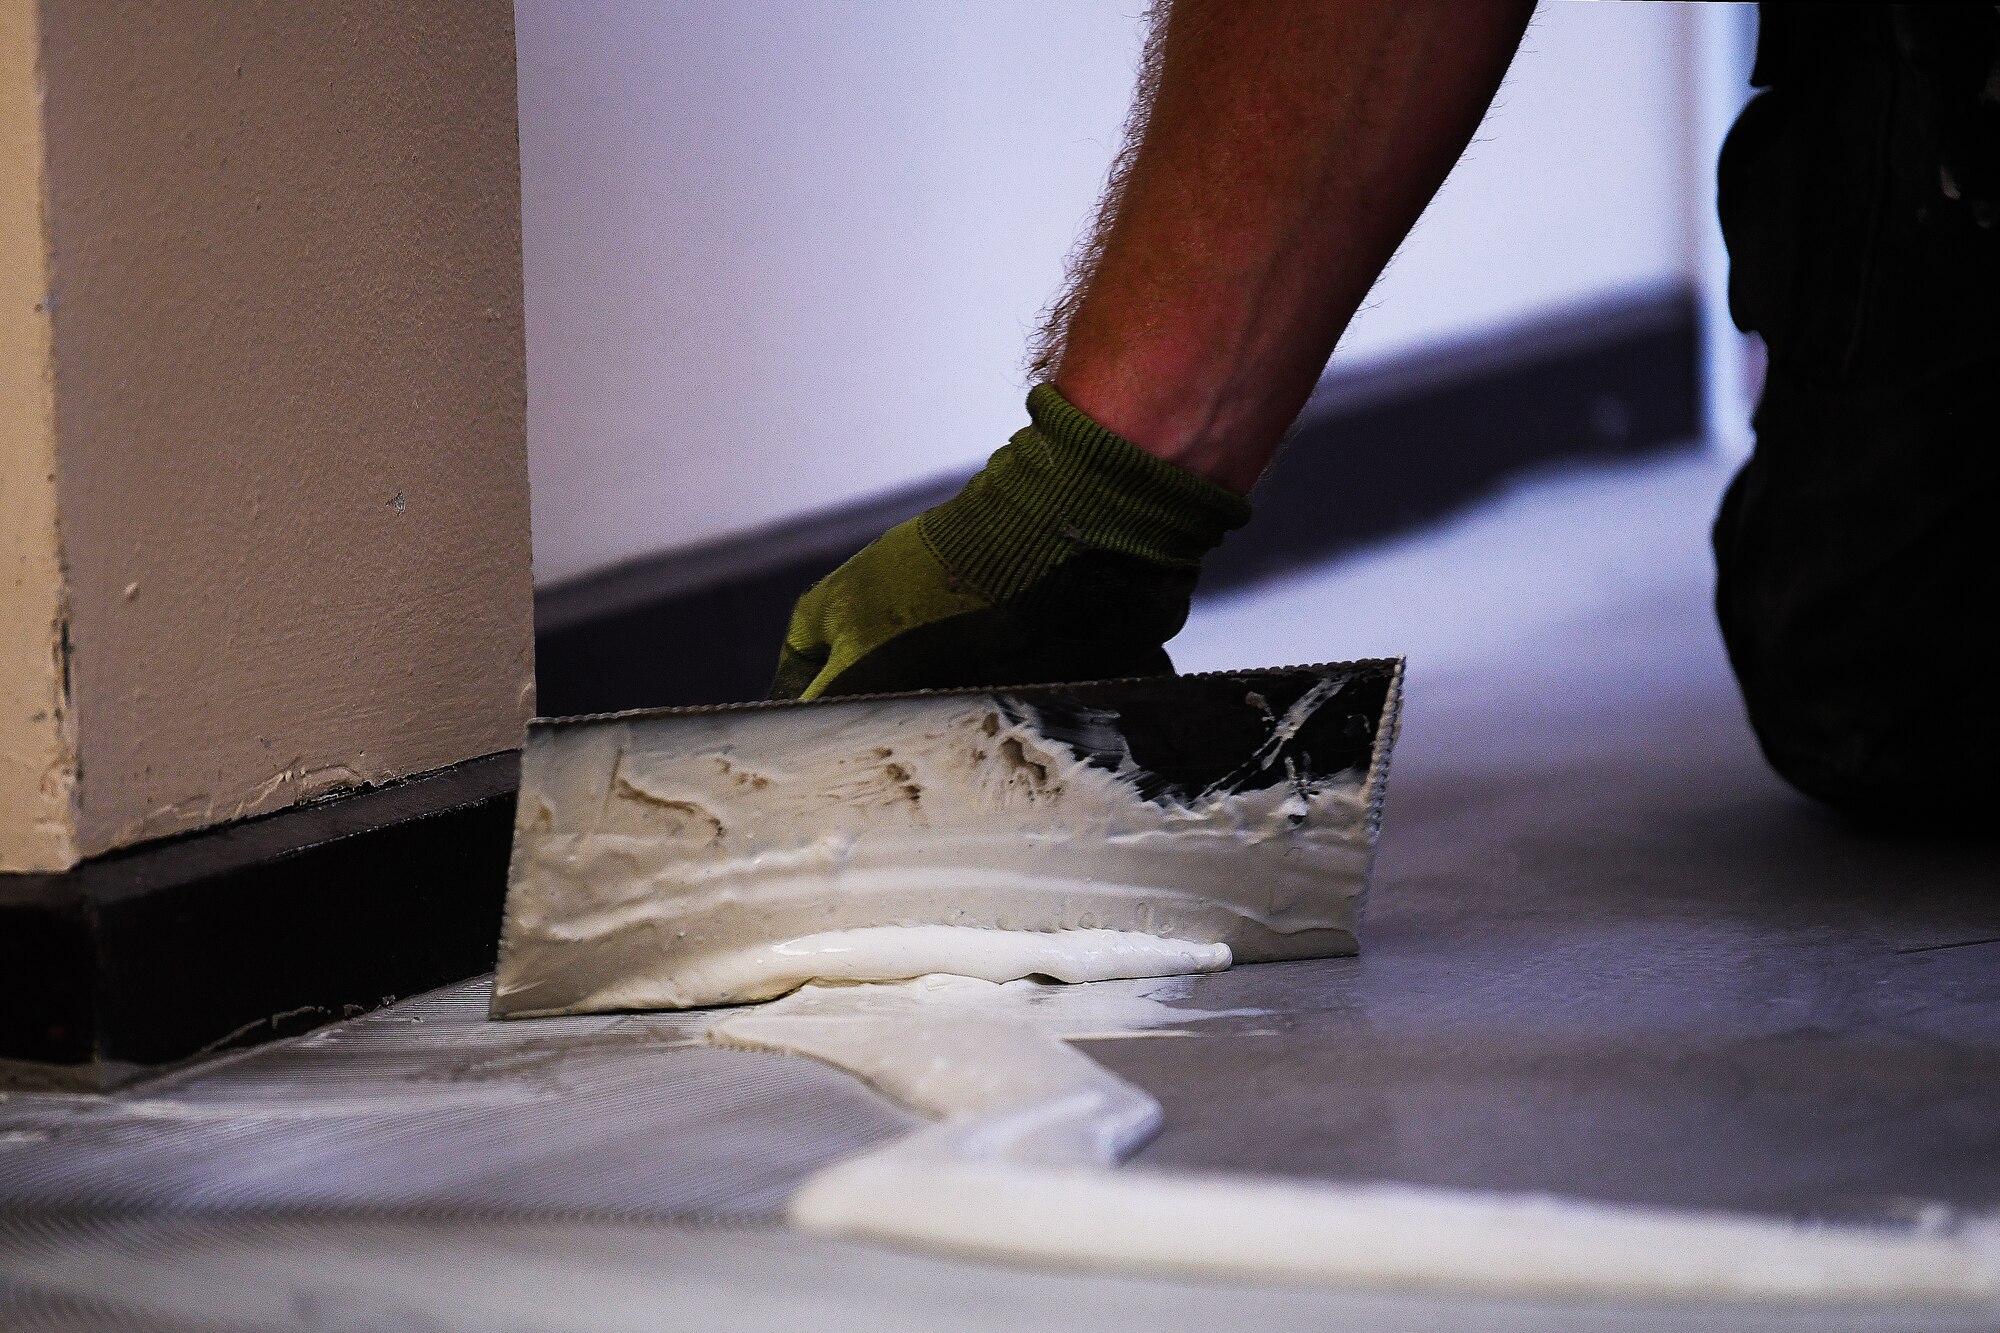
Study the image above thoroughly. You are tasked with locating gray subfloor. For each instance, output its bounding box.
[2,451,1996,1330]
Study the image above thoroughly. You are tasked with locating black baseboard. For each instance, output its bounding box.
[1205,287,1702,587]
[534,286,1702,715]
[0,753,518,1090]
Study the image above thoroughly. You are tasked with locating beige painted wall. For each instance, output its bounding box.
[1,0,534,870]
[0,5,75,871]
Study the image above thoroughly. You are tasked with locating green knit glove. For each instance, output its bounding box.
[771,384,1251,700]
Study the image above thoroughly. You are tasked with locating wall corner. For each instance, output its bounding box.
[0,0,79,873]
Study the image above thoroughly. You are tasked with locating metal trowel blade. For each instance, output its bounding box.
[491,659,1403,1019]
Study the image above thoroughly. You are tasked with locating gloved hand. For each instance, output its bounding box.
[772,384,1251,700]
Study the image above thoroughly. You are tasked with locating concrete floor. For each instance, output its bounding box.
[2,450,1995,1330]
[1138,451,2000,1223]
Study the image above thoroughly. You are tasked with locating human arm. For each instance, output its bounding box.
[774,0,1536,700]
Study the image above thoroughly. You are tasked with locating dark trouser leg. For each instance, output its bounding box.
[1713,4,2000,827]
[1713,358,1999,825]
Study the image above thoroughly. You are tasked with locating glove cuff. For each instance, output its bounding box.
[921,383,1252,603]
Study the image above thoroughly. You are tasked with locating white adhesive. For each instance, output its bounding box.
[495,690,1377,1017]
[668,926,1229,1005]
[711,976,2000,1306]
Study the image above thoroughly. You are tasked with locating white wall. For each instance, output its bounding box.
[520,1,1708,588]
[1335,2,1698,365]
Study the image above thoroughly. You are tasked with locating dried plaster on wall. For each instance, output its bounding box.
[34,1,535,856]
[0,6,77,873]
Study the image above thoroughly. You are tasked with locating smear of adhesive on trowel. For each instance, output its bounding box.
[710,975,2000,1306]
[494,667,1392,1018]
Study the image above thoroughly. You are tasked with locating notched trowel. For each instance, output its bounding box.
[491,660,1403,1019]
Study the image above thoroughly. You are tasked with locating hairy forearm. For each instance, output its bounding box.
[1049,0,1537,493]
